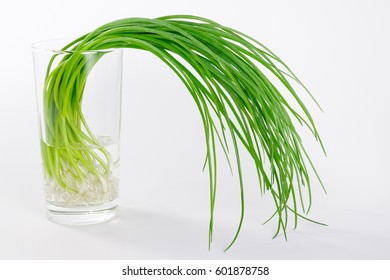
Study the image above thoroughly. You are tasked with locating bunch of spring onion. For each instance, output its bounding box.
[42,15,325,250]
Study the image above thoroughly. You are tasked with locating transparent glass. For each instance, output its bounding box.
[32,39,123,225]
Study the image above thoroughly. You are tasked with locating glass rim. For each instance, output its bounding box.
[31,38,120,54]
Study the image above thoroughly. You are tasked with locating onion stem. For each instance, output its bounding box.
[41,15,325,250]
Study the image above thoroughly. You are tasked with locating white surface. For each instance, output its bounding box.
[0,0,389,259]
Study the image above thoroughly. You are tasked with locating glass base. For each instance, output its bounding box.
[46,199,118,225]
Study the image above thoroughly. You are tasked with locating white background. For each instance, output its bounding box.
[0,0,389,259]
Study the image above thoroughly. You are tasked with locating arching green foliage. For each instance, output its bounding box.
[42,15,325,250]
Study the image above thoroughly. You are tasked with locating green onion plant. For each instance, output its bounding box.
[41,15,325,250]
